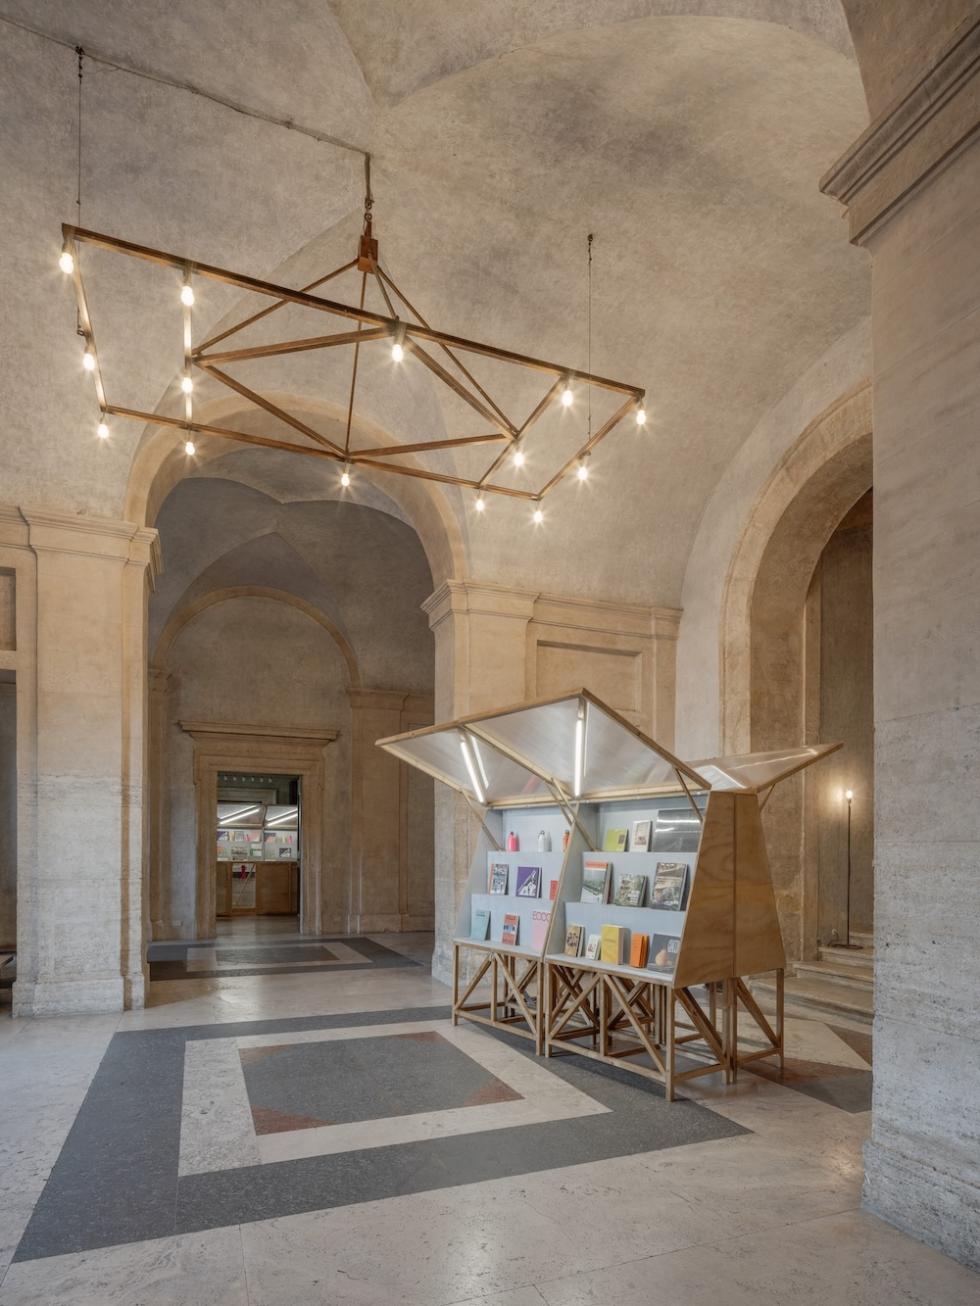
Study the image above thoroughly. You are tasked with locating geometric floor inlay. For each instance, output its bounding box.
[14,1005,747,1263]
[148,934,419,981]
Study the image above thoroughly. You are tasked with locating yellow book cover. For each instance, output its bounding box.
[629,933,649,968]
[600,923,624,964]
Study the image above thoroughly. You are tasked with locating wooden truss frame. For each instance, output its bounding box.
[452,939,545,1055]
[62,214,645,504]
[543,961,784,1101]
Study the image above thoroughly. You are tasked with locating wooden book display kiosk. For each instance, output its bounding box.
[378,690,838,1100]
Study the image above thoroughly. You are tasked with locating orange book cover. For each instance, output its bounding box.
[629,933,649,968]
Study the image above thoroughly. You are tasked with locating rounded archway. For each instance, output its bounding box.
[720,382,872,961]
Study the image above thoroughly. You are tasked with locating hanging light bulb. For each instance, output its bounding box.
[180,283,195,307]
[576,458,590,481]
[474,494,486,513]
[96,417,109,439]
[340,464,352,488]
[532,506,544,524]
[82,347,96,372]
[560,384,573,407]
[180,374,194,394]
[512,447,525,467]
[59,248,75,275]
[184,438,196,456]
[391,341,404,362]
[636,406,647,426]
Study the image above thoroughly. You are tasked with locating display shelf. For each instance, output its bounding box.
[378,688,839,1100]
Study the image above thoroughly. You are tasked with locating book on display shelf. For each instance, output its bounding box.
[600,924,629,964]
[603,827,629,852]
[631,819,652,852]
[614,873,647,907]
[501,913,520,946]
[488,862,509,894]
[581,858,611,904]
[515,865,542,898]
[564,923,584,957]
[531,910,550,950]
[629,933,650,968]
[470,907,491,941]
[651,861,688,910]
[585,933,601,960]
[648,934,681,975]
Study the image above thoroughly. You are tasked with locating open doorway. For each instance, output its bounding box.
[216,772,302,932]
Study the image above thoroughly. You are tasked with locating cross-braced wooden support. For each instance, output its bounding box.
[544,960,731,1101]
[728,970,785,1078]
[452,940,545,1055]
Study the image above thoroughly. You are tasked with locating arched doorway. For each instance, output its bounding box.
[721,384,873,1012]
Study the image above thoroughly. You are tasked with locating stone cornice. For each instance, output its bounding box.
[821,19,980,243]
[13,506,162,573]
[179,720,339,745]
[423,578,681,639]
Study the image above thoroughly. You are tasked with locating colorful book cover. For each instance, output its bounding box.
[614,873,648,907]
[470,906,491,940]
[629,933,649,968]
[648,934,681,974]
[501,913,520,945]
[602,827,629,852]
[631,819,652,852]
[515,865,542,898]
[531,909,550,950]
[564,923,584,956]
[278,846,293,859]
[585,933,601,960]
[600,923,628,964]
[548,878,559,901]
[488,862,509,894]
[580,858,611,904]
[651,862,689,910]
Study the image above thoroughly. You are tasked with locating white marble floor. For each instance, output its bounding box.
[0,936,976,1306]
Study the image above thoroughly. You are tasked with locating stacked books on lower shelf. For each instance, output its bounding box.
[554,851,694,980]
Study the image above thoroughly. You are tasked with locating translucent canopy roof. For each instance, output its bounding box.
[690,744,841,792]
[377,691,841,807]
[377,690,710,807]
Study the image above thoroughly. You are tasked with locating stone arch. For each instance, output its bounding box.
[123,391,468,589]
[719,380,872,959]
[153,586,361,686]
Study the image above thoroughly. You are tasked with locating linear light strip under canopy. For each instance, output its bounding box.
[61,219,647,508]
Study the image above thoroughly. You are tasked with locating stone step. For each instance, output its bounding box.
[795,959,874,990]
[818,943,874,968]
[752,973,874,1023]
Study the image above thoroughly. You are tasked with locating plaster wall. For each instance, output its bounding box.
[0,682,15,946]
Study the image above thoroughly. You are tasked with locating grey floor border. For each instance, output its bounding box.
[14,1005,747,1264]
[148,934,421,982]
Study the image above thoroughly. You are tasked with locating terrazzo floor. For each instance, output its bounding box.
[0,923,976,1305]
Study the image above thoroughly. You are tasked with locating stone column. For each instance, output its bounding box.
[12,510,158,1016]
[822,20,980,1268]
[424,582,536,982]
[347,688,434,933]
[147,667,173,939]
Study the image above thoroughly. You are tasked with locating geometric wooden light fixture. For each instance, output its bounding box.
[60,172,646,514]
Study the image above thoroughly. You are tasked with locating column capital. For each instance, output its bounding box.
[17,506,161,580]
[821,19,980,244]
[423,579,538,631]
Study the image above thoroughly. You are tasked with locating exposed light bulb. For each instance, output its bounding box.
[180,284,195,307]
[636,406,647,426]
[340,465,351,488]
[845,789,854,802]
[96,419,109,439]
[184,439,196,456]
[532,507,544,524]
[82,348,96,371]
[391,341,404,362]
[180,374,194,394]
[576,460,590,481]
[512,447,525,467]
[474,495,486,513]
[560,385,573,408]
[59,249,75,274]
